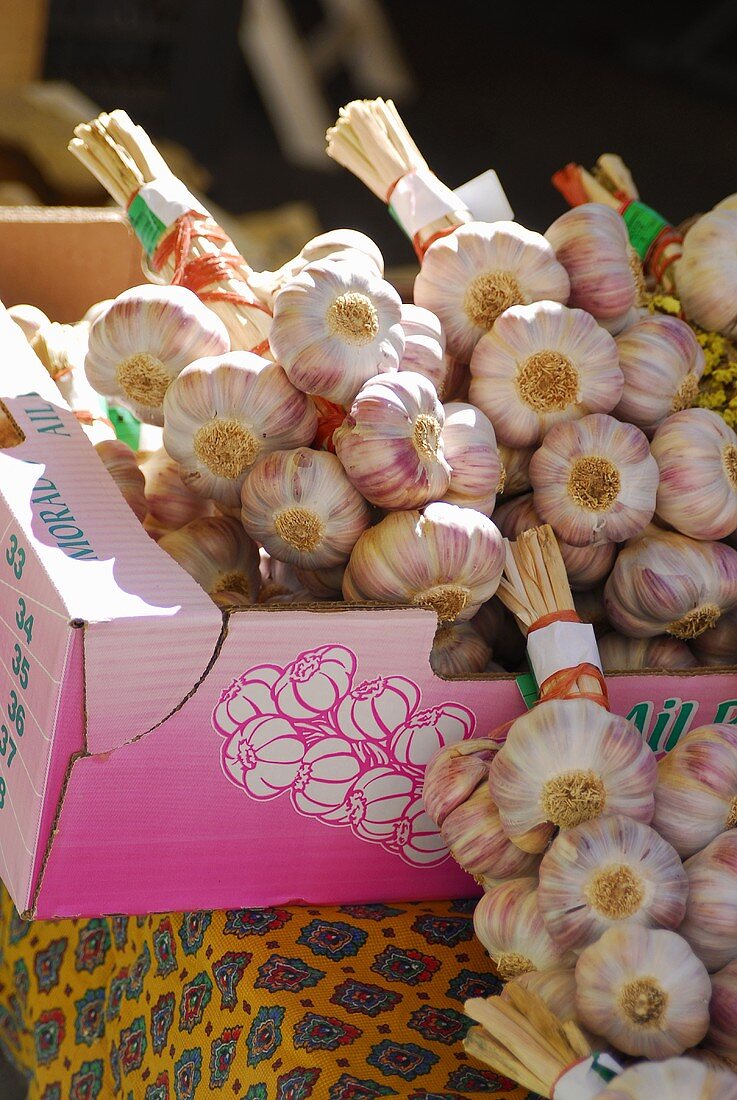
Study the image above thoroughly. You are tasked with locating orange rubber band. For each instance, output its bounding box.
[528,609,582,633]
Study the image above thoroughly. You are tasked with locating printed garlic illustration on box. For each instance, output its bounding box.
[212,643,476,866]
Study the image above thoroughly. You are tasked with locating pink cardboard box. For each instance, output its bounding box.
[0,208,736,919]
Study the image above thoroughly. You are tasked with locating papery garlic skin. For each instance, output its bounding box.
[333,371,451,509]
[140,447,216,536]
[604,528,737,639]
[473,877,577,980]
[496,442,533,498]
[538,815,688,953]
[423,738,497,827]
[679,830,737,971]
[158,515,260,607]
[441,782,540,882]
[652,408,737,541]
[414,220,571,363]
[269,259,404,406]
[530,413,658,547]
[469,301,623,447]
[430,621,491,678]
[614,314,705,436]
[598,631,698,672]
[676,207,737,335]
[488,698,657,853]
[691,607,737,666]
[163,351,318,507]
[241,448,372,569]
[85,284,230,425]
[545,203,641,331]
[294,563,345,600]
[594,1057,737,1099]
[343,502,505,623]
[398,304,449,395]
[704,960,737,1065]
[574,926,711,1058]
[8,303,49,341]
[494,492,616,590]
[95,440,147,523]
[440,401,501,516]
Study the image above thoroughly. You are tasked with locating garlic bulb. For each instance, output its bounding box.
[140,447,216,536]
[652,409,737,540]
[269,258,404,406]
[85,284,230,425]
[241,448,372,568]
[575,925,711,1058]
[82,298,114,325]
[249,229,385,307]
[598,632,698,672]
[333,371,451,509]
[676,207,737,335]
[604,528,737,639]
[343,502,505,623]
[95,439,147,523]
[8,303,49,341]
[652,725,737,858]
[158,515,260,607]
[529,413,657,547]
[704,960,737,1064]
[545,203,642,332]
[500,968,578,1020]
[414,221,571,363]
[440,401,501,516]
[691,608,737,666]
[595,1058,737,1100]
[430,621,491,677]
[494,492,616,589]
[163,351,317,507]
[441,783,540,882]
[537,815,688,953]
[614,314,705,436]
[473,877,577,980]
[294,563,345,600]
[679,830,737,970]
[488,698,657,853]
[496,442,533,497]
[422,737,497,827]
[258,552,302,603]
[398,304,449,395]
[469,300,623,447]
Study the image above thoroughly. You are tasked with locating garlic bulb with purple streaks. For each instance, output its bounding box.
[440,401,501,516]
[691,607,737,666]
[496,442,533,497]
[441,783,540,882]
[598,631,698,672]
[430,621,491,678]
[679,830,737,971]
[140,447,216,538]
[676,207,737,335]
[397,304,449,395]
[158,515,260,608]
[704,960,737,1065]
[614,314,705,436]
[95,439,147,523]
[595,1058,737,1099]
[422,737,497,827]
[473,877,577,980]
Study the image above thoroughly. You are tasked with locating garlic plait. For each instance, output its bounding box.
[163,351,317,507]
[139,447,216,538]
[469,300,624,447]
[248,228,385,308]
[473,877,577,981]
[440,782,540,883]
[31,321,114,445]
[440,402,501,516]
[414,220,571,363]
[157,515,260,608]
[85,284,230,425]
[422,737,497,828]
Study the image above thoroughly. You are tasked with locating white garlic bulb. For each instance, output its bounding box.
[95,439,147,523]
[704,960,737,1065]
[488,698,658,853]
[575,925,712,1058]
[8,303,49,341]
[294,563,345,600]
[85,284,230,425]
[595,1058,737,1100]
[676,207,737,335]
[604,528,737,639]
[333,371,451,509]
[258,552,302,603]
[537,815,688,953]
[545,203,642,333]
[269,258,404,406]
[473,877,577,981]
[691,607,737,666]
[530,413,658,547]
[469,300,623,447]
[241,448,372,569]
[496,442,533,497]
[652,725,737,859]
[614,314,705,436]
[598,631,698,672]
[163,351,317,507]
[158,515,260,607]
[249,229,384,307]
[429,621,491,678]
[679,830,737,971]
[422,737,497,827]
[139,447,216,537]
[82,298,114,325]
[398,304,449,395]
[343,502,505,623]
[652,408,737,540]
[414,221,571,363]
[494,492,616,589]
[440,401,501,516]
[440,782,540,882]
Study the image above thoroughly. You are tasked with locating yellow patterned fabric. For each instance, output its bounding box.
[0,883,530,1100]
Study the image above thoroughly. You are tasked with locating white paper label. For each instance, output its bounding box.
[455,169,514,223]
[138,176,207,228]
[553,1053,623,1098]
[527,621,602,689]
[389,169,468,238]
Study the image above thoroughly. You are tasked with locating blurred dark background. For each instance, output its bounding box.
[36,0,737,265]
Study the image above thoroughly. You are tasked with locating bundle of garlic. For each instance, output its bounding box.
[28,319,116,445]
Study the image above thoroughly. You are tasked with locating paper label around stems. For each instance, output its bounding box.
[389,169,470,238]
[621,199,671,261]
[128,176,207,256]
[553,1053,622,1098]
[526,621,602,690]
[455,169,514,223]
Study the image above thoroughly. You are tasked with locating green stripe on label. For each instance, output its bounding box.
[104,403,141,451]
[515,671,539,709]
[622,201,670,261]
[128,192,167,256]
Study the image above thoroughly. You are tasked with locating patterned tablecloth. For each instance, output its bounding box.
[0,885,532,1100]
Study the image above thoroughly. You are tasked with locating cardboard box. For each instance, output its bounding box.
[0,208,736,919]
